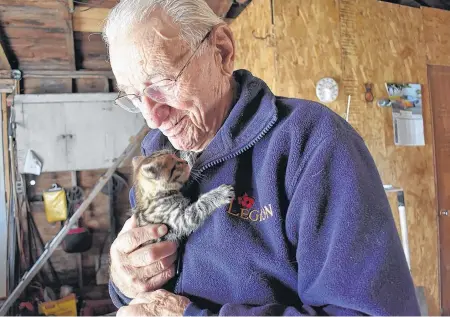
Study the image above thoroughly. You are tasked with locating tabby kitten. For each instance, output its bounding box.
[131,149,235,242]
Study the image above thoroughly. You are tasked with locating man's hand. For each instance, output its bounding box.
[116,290,191,316]
[110,215,178,298]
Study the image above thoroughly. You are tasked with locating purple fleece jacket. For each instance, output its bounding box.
[109,69,420,316]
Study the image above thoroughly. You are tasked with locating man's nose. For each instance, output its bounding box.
[140,95,170,129]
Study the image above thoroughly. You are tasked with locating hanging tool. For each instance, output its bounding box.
[62,173,89,290]
[0,126,149,315]
[96,172,128,284]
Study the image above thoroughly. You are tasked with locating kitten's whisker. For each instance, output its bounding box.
[190,171,206,183]
[189,169,203,177]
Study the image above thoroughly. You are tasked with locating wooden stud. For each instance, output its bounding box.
[1,93,10,225]
[103,77,110,93]
[65,0,76,72]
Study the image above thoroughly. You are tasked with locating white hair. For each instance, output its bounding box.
[102,0,223,50]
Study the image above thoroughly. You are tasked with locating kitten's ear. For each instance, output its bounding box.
[132,156,145,170]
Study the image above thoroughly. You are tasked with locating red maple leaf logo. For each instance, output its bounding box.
[237,193,255,209]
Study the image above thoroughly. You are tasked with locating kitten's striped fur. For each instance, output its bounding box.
[131,149,235,242]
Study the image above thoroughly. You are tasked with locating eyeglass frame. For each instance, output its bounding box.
[113,30,212,112]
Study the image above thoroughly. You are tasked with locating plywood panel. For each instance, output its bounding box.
[351,4,438,314]
[229,0,276,90]
[231,0,441,314]
[274,0,343,114]
[423,7,450,66]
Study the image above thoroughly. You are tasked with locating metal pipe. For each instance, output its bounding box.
[397,191,411,270]
[384,186,411,271]
[21,70,115,79]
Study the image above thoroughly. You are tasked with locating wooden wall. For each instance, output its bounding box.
[231,0,450,315]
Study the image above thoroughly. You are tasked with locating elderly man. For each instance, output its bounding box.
[103,0,420,316]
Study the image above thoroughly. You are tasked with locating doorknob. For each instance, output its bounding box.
[440,210,449,216]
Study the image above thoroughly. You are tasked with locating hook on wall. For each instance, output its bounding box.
[365,83,374,102]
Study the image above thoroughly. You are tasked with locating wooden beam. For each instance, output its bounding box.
[0,42,11,70]
[1,93,10,233]
[65,0,76,71]
[0,79,14,93]
[73,7,110,33]
[71,1,249,33]
[20,70,114,79]
[0,70,11,79]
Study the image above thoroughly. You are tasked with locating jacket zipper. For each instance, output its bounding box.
[174,113,278,294]
[197,114,278,174]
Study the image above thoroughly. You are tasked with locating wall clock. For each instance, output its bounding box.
[316,77,339,103]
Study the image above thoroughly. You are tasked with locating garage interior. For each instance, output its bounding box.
[0,0,450,315]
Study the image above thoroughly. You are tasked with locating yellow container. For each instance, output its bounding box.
[43,185,68,223]
[39,293,77,316]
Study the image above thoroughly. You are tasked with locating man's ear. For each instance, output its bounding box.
[132,156,145,170]
[210,23,235,76]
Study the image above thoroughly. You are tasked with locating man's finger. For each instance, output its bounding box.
[128,241,178,267]
[145,266,176,290]
[117,303,156,317]
[129,296,151,305]
[138,253,177,279]
[114,224,169,254]
[118,215,137,236]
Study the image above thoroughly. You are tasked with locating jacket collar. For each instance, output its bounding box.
[141,69,278,169]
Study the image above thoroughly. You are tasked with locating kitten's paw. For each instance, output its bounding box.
[215,184,235,204]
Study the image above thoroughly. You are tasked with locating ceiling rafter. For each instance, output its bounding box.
[65,0,76,71]
[0,42,11,70]
[73,7,109,33]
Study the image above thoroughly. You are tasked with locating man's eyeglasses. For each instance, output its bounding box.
[114,31,211,113]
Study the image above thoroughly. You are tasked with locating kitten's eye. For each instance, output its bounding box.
[144,166,157,175]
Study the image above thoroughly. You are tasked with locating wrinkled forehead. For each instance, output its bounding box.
[108,11,187,91]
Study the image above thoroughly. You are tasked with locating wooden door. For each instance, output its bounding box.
[428,64,450,315]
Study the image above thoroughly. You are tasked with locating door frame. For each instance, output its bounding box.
[427,64,450,315]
